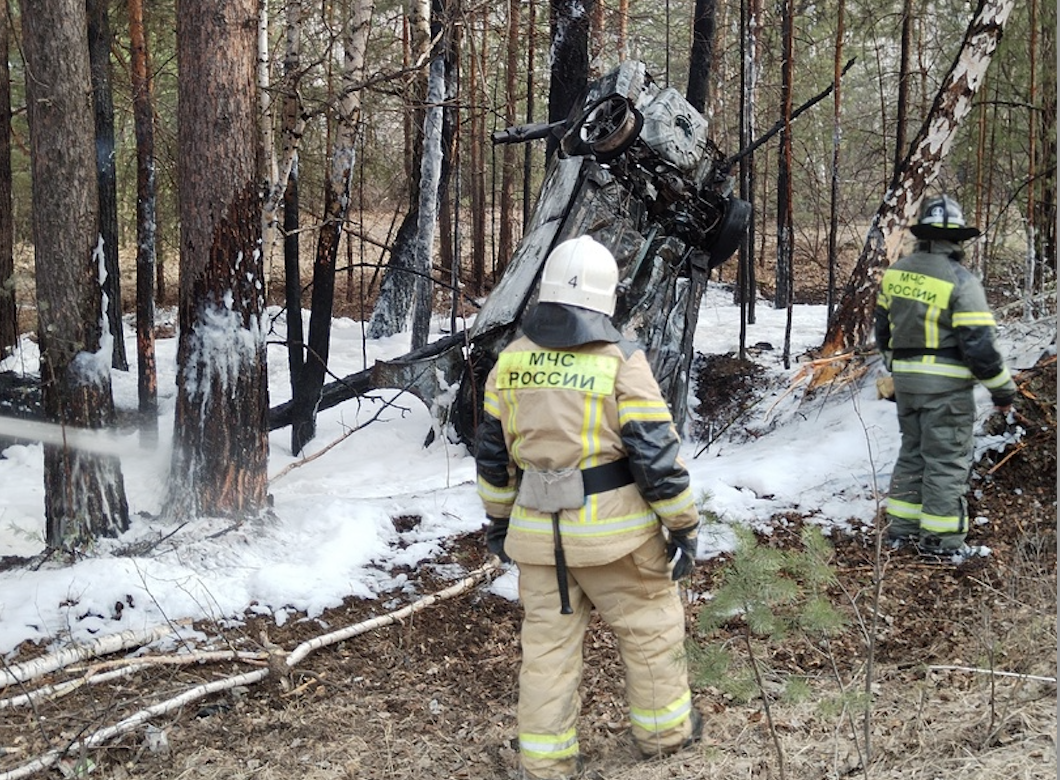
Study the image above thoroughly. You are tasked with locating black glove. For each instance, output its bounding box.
[666,526,698,581]
[991,391,1015,412]
[485,516,511,563]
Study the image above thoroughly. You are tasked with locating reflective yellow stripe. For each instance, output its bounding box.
[502,387,521,463]
[952,311,996,327]
[483,390,501,418]
[510,506,658,537]
[920,511,963,535]
[886,498,921,520]
[496,350,619,396]
[618,398,672,425]
[630,690,692,733]
[981,367,1012,389]
[519,728,579,760]
[477,475,516,504]
[881,268,954,309]
[892,359,973,380]
[925,305,941,347]
[651,487,695,519]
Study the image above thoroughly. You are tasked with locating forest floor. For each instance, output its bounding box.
[0,344,1054,780]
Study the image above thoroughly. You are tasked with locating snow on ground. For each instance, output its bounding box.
[0,284,1053,659]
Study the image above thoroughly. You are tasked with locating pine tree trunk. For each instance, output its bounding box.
[469,21,486,292]
[821,0,1016,355]
[88,0,127,371]
[128,0,158,441]
[826,0,845,324]
[168,0,267,518]
[774,0,794,314]
[0,10,14,356]
[498,0,520,272]
[23,0,130,549]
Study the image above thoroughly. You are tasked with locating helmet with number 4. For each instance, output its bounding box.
[538,236,619,316]
[523,236,623,349]
[910,194,980,242]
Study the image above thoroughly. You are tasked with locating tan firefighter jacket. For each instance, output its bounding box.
[475,335,699,567]
[874,241,1016,404]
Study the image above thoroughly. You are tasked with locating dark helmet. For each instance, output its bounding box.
[909,194,980,242]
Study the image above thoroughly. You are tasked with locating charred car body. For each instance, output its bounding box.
[364,60,751,443]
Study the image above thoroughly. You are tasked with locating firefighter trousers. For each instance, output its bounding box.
[886,386,976,549]
[515,534,693,779]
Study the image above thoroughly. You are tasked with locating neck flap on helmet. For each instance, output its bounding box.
[522,302,623,349]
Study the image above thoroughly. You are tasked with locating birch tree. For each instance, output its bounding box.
[822,0,1016,356]
[22,0,130,549]
[167,0,268,518]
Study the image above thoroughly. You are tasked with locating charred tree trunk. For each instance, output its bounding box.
[367,0,428,338]
[522,0,537,228]
[546,0,591,162]
[893,0,913,181]
[826,0,845,324]
[290,0,373,454]
[23,0,129,549]
[498,0,520,270]
[774,0,794,314]
[776,0,795,368]
[0,9,14,356]
[87,0,127,371]
[822,0,1016,356]
[128,0,158,441]
[469,18,486,292]
[281,0,306,446]
[1022,0,1039,321]
[686,0,716,114]
[735,0,760,328]
[168,0,268,518]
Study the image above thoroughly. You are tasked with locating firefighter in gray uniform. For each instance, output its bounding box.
[475,236,702,779]
[875,194,1016,561]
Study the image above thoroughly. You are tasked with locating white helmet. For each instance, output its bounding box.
[538,236,619,316]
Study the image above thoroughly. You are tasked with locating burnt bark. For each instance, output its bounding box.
[23,0,129,549]
[168,0,268,519]
[289,0,373,455]
[129,0,157,440]
[87,0,127,371]
[546,0,591,162]
[0,10,14,356]
[686,0,716,113]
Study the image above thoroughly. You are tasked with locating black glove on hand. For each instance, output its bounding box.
[666,526,697,581]
[486,516,511,563]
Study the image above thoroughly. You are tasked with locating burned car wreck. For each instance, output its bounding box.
[270,60,751,443]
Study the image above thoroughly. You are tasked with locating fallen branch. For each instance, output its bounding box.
[0,558,502,780]
[0,624,182,689]
[0,650,271,711]
[926,664,1056,684]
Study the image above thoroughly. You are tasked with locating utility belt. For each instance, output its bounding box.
[516,458,636,616]
[581,458,635,496]
[515,458,634,512]
[892,347,961,360]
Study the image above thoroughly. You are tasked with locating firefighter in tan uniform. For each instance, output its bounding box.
[475,236,702,780]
